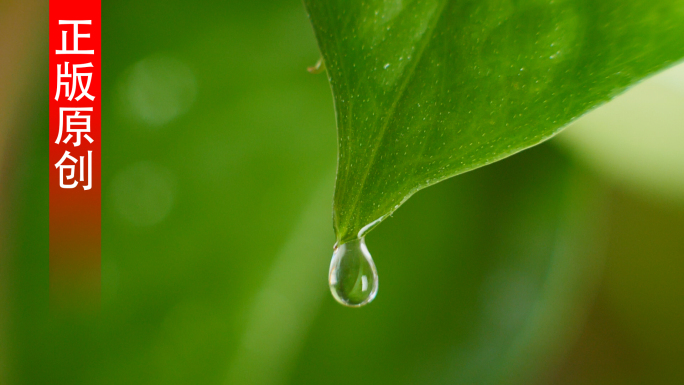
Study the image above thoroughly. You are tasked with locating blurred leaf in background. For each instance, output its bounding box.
[1,0,683,385]
[561,63,684,204]
[550,62,684,385]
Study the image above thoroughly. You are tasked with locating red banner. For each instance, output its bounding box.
[49,0,101,309]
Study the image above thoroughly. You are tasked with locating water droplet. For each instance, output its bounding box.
[328,237,378,307]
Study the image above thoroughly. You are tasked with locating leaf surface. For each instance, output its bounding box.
[304,0,684,243]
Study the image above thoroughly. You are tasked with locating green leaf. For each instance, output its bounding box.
[304,0,684,244]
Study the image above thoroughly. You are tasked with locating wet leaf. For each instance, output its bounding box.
[304,0,684,243]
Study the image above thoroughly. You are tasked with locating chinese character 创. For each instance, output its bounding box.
[54,150,92,190]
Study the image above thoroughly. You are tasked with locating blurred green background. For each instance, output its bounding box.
[1,0,683,384]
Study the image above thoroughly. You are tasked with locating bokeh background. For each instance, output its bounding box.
[1,0,683,384]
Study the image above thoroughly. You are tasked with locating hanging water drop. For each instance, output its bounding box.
[328,237,378,307]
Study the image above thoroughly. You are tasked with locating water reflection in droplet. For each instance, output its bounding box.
[328,237,378,307]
